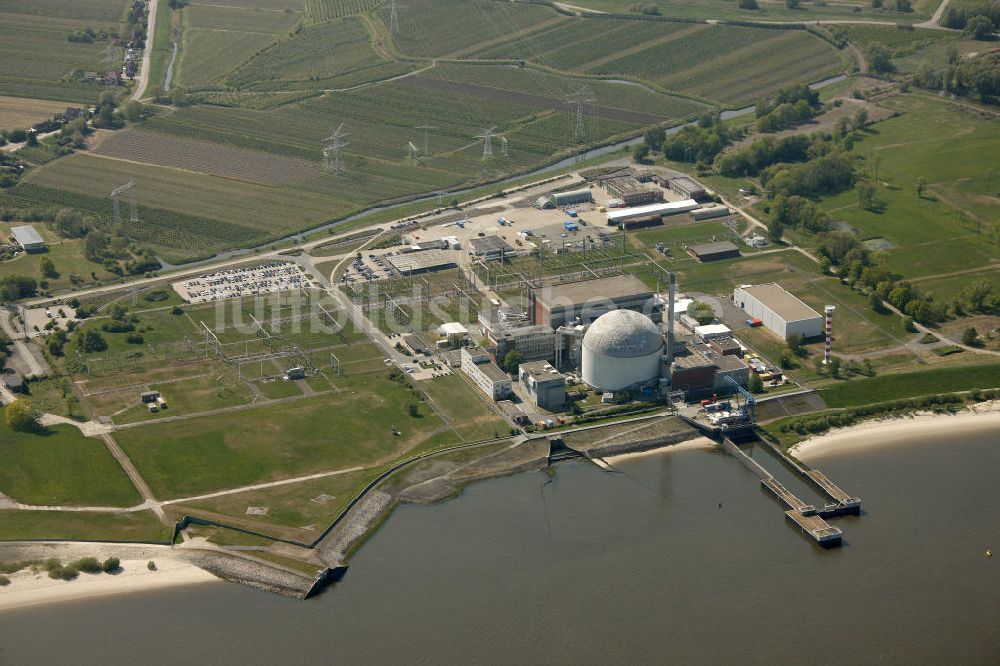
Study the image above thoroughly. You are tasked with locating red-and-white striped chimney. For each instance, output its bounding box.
[823,305,835,364]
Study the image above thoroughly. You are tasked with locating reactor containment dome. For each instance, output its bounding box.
[582,309,663,391]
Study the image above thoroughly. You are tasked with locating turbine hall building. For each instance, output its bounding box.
[733,283,823,340]
[528,274,658,328]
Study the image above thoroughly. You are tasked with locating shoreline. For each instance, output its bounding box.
[0,557,219,614]
[791,402,1000,461]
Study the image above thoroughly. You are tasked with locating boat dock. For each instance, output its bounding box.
[721,439,852,546]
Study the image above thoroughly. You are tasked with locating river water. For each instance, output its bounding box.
[1,424,998,664]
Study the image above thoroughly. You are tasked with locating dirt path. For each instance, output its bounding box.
[100,432,167,521]
[132,0,159,100]
[915,0,955,29]
[160,466,366,506]
[908,264,1000,283]
[576,24,704,72]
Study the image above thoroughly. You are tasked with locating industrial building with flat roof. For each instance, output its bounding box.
[733,283,823,340]
[461,346,512,401]
[385,249,458,275]
[600,175,663,207]
[668,176,707,200]
[529,274,658,328]
[605,200,698,227]
[688,240,740,262]
[10,225,45,252]
[518,361,567,411]
[468,235,515,260]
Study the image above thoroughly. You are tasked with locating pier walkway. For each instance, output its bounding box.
[721,439,848,545]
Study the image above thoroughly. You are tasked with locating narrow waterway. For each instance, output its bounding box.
[163,42,178,92]
[1,424,997,664]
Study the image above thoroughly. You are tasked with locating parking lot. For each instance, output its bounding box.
[173,262,313,303]
[342,251,395,284]
[21,304,77,339]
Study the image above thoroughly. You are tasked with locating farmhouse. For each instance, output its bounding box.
[10,225,45,253]
[733,283,823,340]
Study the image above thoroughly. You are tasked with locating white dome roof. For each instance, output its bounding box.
[582,310,663,359]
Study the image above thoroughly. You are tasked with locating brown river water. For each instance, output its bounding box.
[1,424,998,664]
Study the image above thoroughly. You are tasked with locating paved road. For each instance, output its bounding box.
[131,0,160,100]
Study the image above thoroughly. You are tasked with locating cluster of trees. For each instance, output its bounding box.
[78,329,108,353]
[870,0,913,12]
[754,84,821,132]
[761,149,855,198]
[646,112,733,165]
[4,398,39,432]
[84,227,161,276]
[942,1,1000,34]
[738,0,759,9]
[0,152,23,188]
[865,44,896,73]
[767,195,829,241]
[718,133,817,177]
[914,54,1000,103]
[628,3,661,15]
[67,27,111,43]
[0,275,37,302]
[815,232,943,324]
[93,91,126,130]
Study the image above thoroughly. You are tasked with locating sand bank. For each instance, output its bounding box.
[791,402,1000,462]
[0,558,219,613]
[603,437,716,464]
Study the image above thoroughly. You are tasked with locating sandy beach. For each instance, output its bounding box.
[0,557,219,613]
[792,402,1000,462]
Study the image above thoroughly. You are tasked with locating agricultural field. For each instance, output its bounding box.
[0,95,71,131]
[91,128,321,185]
[307,0,382,21]
[386,0,555,59]
[0,0,127,103]
[174,2,302,88]
[19,152,348,258]
[226,16,409,91]
[589,26,843,105]
[559,0,938,23]
[0,411,141,507]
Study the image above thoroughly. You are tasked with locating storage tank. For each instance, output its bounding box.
[581,310,664,391]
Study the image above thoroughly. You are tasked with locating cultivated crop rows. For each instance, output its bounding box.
[306,0,383,22]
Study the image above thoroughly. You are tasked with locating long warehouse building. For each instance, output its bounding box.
[733,283,823,340]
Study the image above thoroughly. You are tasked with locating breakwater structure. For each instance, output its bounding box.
[720,438,861,546]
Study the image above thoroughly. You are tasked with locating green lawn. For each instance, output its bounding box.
[177,466,385,538]
[0,223,117,291]
[0,414,140,507]
[420,373,507,442]
[0,510,170,542]
[115,371,447,499]
[820,363,1000,408]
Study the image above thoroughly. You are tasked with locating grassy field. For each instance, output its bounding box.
[420,373,508,442]
[820,363,1000,408]
[815,94,1000,290]
[0,223,119,291]
[174,466,383,538]
[0,411,140,507]
[0,510,171,542]
[114,370,447,499]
